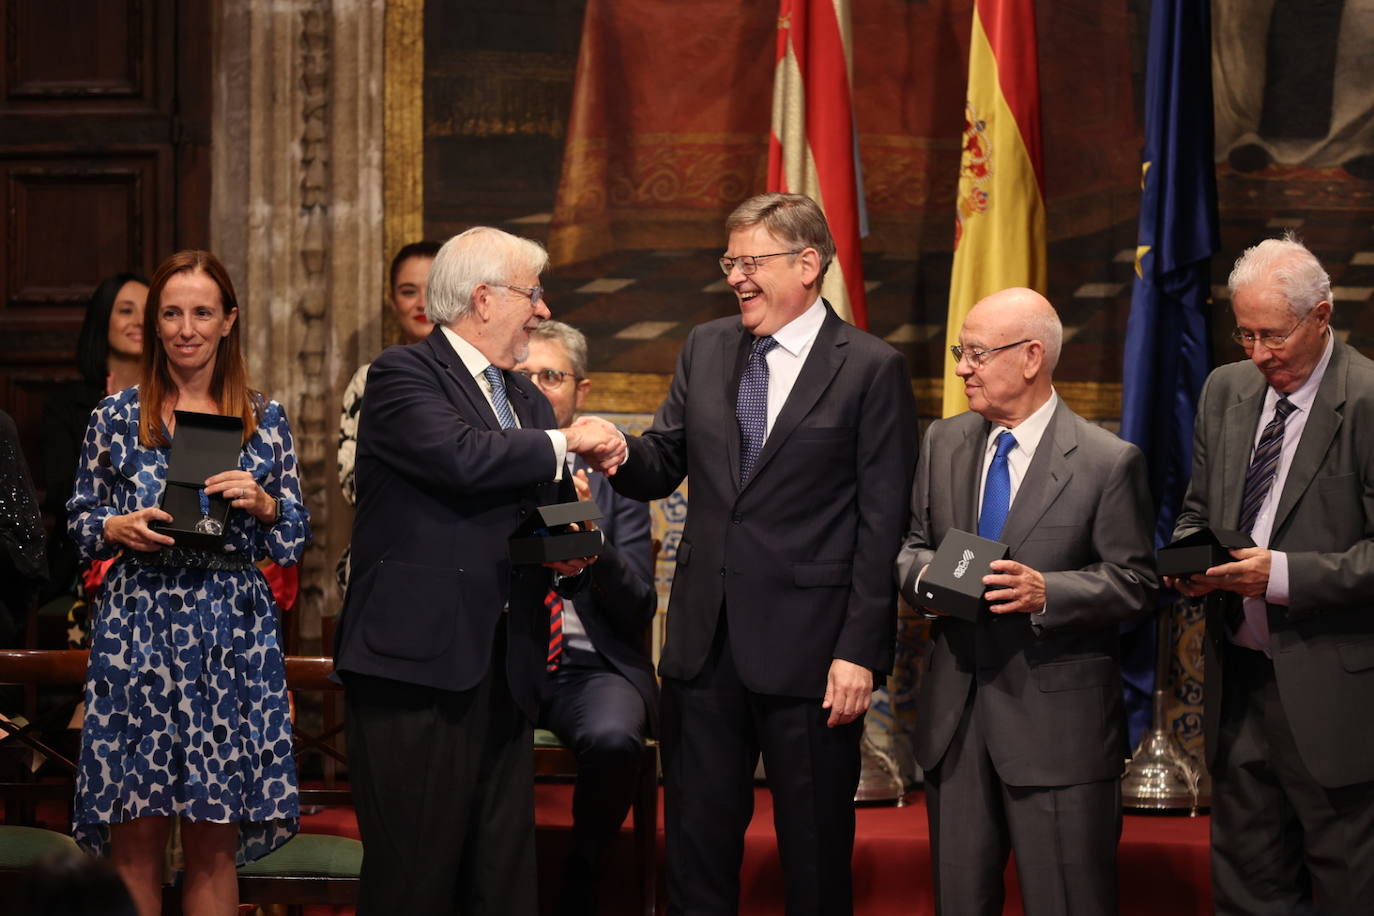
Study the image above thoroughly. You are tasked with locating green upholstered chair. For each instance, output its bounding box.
[0,650,88,899]
[236,655,358,913]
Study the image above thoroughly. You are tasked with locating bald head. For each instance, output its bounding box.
[955,287,1061,427]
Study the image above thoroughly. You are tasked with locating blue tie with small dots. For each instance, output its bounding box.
[978,431,1017,541]
[737,335,779,485]
[482,365,517,430]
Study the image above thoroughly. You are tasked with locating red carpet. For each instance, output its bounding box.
[297,784,1212,915]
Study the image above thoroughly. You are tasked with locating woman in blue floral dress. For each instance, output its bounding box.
[67,249,309,916]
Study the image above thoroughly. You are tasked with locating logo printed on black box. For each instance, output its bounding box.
[953,548,975,579]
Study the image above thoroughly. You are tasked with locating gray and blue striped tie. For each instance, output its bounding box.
[483,365,518,430]
[1237,396,1295,535]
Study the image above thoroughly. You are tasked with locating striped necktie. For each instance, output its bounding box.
[546,589,564,671]
[1237,397,1296,535]
[482,365,517,430]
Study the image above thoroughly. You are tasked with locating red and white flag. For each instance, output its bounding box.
[768,0,868,328]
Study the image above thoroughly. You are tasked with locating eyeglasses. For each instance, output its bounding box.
[949,339,1031,368]
[498,284,543,307]
[1231,312,1308,350]
[515,367,577,390]
[718,250,803,277]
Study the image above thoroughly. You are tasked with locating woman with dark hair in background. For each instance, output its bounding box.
[335,239,440,589]
[39,272,148,642]
[67,250,309,916]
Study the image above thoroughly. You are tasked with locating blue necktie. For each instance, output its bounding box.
[482,365,517,430]
[978,431,1016,541]
[736,335,779,484]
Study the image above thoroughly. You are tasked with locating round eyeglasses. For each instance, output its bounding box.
[515,367,576,390]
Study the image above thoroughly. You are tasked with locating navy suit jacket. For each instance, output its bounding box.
[333,327,571,721]
[611,304,917,698]
[561,458,659,732]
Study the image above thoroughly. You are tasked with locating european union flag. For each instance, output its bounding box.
[1118,0,1219,744]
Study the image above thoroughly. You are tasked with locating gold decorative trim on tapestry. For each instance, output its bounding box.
[384,0,424,277]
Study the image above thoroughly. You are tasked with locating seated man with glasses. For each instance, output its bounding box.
[514,320,657,916]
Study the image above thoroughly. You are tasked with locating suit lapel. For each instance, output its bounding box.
[746,308,848,487]
[952,418,988,534]
[1000,401,1076,553]
[506,372,541,430]
[725,327,752,490]
[424,329,503,431]
[1272,343,1347,537]
[1219,371,1269,528]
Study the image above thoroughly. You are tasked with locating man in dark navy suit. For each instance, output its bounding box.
[515,320,657,916]
[333,227,627,916]
[610,194,918,914]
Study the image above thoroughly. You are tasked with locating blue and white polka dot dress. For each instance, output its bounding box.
[66,388,310,864]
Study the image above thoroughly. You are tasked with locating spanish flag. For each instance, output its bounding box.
[768,0,868,328]
[942,0,1047,417]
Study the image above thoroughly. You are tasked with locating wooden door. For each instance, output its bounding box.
[0,0,209,501]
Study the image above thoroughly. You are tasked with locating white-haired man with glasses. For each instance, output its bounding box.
[609,192,918,913]
[514,321,657,916]
[1170,234,1374,915]
[895,286,1157,914]
[334,227,627,915]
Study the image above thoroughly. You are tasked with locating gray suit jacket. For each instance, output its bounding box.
[896,399,1158,786]
[1175,341,1374,788]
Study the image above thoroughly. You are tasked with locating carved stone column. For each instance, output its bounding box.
[211,0,387,648]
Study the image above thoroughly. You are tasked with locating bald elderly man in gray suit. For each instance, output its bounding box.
[1171,235,1374,916]
[895,287,1157,915]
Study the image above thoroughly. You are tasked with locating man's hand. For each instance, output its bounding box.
[562,416,627,475]
[103,507,176,552]
[1164,575,1215,598]
[983,559,1046,614]
[821,659,873,727]
[1188,547,1271,599]
[542,522,598,576]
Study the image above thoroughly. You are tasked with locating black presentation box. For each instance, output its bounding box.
[915,528,1010,622]
[150,410,244,552]
[509,499,606,564]
[1157,528,1255,578]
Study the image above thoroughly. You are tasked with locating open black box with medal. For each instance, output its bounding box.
[1157,527,1255,579]
[509,499,606,564]
[150,410,244,552]
[915,528,1011,622]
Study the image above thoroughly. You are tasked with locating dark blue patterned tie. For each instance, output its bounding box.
[737,335,779,485]
[978,431,1016,541]
[1237,397,1295,535]
[482,365,518,430]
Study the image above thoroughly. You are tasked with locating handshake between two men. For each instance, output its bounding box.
[560,414,628,476]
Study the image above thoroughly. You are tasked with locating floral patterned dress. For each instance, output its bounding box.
[66,387,310,864]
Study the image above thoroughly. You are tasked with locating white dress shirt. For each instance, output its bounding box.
[761,299,828,439]
[976,390,1060,511]
[1234,331,1334,653]
[441,325,567,479]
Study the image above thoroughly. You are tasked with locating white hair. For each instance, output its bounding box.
[1228,231,1331,317]
[1023,306,1063,372]
[426,226,549,325]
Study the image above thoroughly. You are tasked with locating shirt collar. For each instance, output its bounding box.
[985,389,1059,458]
[1266,329,1333,415]
[440,325,496,381]
[768,299,827,357]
